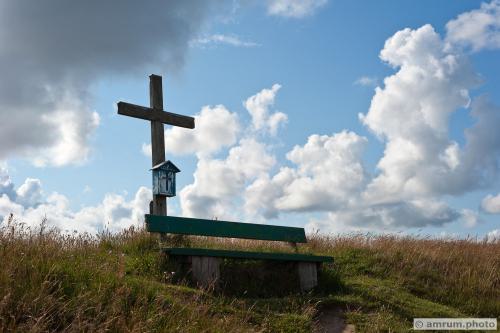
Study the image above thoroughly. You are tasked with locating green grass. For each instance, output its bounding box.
[0,219,499,332]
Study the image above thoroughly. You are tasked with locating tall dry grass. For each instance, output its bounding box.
[0,216,256,332]
[186,231,499,316]
[1,214,498,332]
[307,233,500,316]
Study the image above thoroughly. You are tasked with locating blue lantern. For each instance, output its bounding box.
[151,160,180,197]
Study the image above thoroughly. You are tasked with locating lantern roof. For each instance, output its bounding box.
[150,160,181,173]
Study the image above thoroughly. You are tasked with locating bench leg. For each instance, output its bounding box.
[297,262,318,291]
[190,256,220,289]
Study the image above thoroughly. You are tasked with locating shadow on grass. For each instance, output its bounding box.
[161,255,344,298]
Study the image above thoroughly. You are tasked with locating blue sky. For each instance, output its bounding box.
[0,0,499,239]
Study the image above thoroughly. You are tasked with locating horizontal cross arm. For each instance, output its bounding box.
[117,101,195,129]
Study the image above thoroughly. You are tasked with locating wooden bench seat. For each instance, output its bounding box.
[145,214,333,291]
[163,247,333,263]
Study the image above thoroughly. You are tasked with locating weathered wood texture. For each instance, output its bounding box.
[116,102,195,129]
[118,102,194,129]
[146,214,308,242]
[190,256,220,289]
[165,247,333,263]
[297,262,318,291]
[149,75,167,217]
[117,74,195,218]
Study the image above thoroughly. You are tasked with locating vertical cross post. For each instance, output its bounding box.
[117,74,194,226]
[149,75,167,216]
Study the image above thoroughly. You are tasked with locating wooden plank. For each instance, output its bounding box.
[117,102,195,129]
[191,256,220,289]
[164,247,334,262]
[297,262,318,291]
[146,215,308,243]
[150,74,164,111]
[149,75,167,217]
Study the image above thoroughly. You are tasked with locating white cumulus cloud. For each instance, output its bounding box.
[5,1,500,235]
[244,84,288,136]
[16,178,43,208]
[0,172,151,234]
[460,208,481,228]
[181,138,276,219]
[267,0,328,18]
[446,0,500,51]
[307,199,460,233]
[0,0,229,166]
[481,193,500,213]
[245,131,368,218]
[142,104,240,158]
[359,24,500,205]
[191,34,259,48]
[487,229,500,242]
[354,76,378,87]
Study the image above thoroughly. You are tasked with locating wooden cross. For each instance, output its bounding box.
[117,74,195,217]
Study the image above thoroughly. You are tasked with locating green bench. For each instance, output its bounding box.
[145,214,333,291]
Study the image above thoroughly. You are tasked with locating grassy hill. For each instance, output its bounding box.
[0,217,498,332]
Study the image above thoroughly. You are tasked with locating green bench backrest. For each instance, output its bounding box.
[145,215,307,243]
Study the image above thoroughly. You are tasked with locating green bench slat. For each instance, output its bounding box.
[163,247,333,263]
[145,215,307,243]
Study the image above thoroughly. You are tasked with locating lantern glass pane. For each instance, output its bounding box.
[159,171,167,194]
[166,172,173,194]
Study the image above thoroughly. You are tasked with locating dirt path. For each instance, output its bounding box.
[314,307,355,333]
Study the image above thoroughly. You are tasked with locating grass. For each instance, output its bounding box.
[0,216,499,332]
